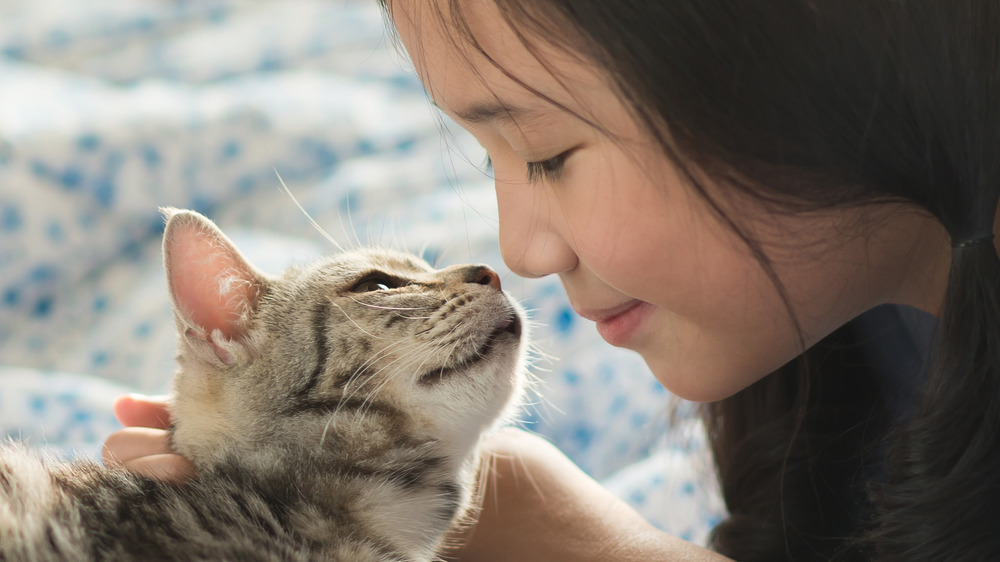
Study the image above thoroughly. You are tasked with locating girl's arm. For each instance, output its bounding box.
[447,428,731,562]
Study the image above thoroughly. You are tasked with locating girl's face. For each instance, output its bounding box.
[389,1,950,401]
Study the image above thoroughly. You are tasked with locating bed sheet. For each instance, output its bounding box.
[0,0,724,545]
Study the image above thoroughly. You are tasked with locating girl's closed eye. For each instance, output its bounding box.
[526,150,573,183]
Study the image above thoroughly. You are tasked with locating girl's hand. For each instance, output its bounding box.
[101,394,196,484]
[447,428,730,562]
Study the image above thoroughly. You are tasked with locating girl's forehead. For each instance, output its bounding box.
[387,0,608,127]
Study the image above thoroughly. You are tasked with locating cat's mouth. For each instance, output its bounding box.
[417,313,521,386]
[497,315,522,338]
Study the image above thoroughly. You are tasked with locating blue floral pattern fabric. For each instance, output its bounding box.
[0,0,724,546]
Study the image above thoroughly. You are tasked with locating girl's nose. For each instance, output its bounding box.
[496,185,577,279]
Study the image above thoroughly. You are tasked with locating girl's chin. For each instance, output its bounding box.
[643,355,765,403]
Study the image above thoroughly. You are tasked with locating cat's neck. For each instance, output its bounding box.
[199,436,479,559]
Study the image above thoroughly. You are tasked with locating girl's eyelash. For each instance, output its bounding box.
[481,150,572,182]
[526,152,569,183]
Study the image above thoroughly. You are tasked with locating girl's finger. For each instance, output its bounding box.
[113,394,172,429]
[102,426,173,466]
[121,453,196,485]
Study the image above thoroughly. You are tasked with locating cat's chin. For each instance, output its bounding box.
[432,370,527,465]
[417,318,522,386]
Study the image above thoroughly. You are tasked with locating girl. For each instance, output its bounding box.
[104,1,1000,560]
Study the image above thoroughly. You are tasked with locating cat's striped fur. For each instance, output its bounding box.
[0,208,527,561]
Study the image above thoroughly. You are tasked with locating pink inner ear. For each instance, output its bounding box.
[167,225,258,341]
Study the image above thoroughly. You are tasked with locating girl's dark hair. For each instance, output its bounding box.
[383,1,1000,560]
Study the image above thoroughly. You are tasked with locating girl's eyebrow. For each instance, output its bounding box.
[431,100,538,125]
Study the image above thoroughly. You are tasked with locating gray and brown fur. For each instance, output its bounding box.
[0,208,527,561]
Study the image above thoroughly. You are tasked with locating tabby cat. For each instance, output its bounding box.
[0,208,527,561]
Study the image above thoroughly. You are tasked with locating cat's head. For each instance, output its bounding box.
[160,208,526,473]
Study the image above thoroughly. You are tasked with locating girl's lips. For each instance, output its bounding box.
[577,300,651,347]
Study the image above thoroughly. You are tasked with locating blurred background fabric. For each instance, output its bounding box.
[0,0,723,544]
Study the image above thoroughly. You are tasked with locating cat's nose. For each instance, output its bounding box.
[465,265,502,291]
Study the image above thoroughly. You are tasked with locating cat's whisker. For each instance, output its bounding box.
[526,343,556,366]
[478,444,502,527]
[343,191,362,251]
[327,334,454,427]
[340,335,424,383]
[430,239,463,270]
[520,450,549,502]
[345,297,434,313]
[329,338,429,412]
[315,341,421,448]
[349,338,455,423]
[329,301,393,341]
[347,345,417,390]
[398,340,461,388]
[350,329,472,426]
[351,304,433,314]
[318,415,336,450]
[417,240,436,267]
[341,350,424,412]
[314,340,432,450]
[274,169,345,253]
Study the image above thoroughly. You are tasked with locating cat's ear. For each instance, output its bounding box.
[161,207,267,365]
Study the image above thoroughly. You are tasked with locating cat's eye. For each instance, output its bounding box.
[351,275,406,293]
[354,280,391,292]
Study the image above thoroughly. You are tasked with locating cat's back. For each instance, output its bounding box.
[0,443,394,562]
[0,442,92,561]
